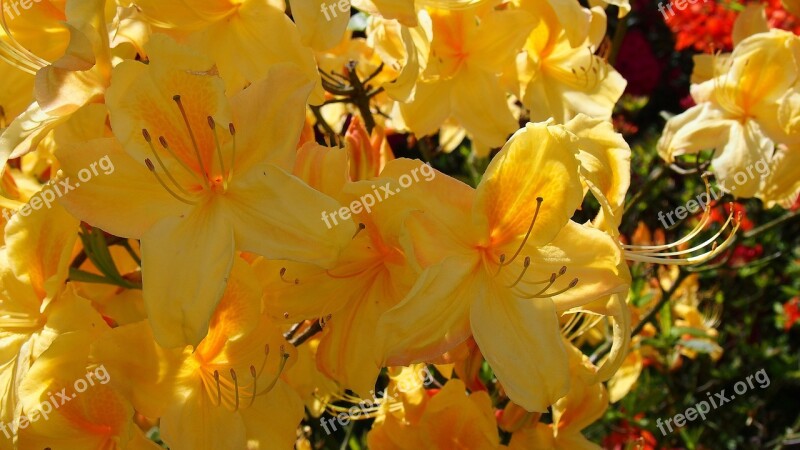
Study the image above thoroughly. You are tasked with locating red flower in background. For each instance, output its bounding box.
[603,414,658,450]
[784,298,800,331]
[666,0,800,53]
[708,201,753,231]
[729,243,764,265]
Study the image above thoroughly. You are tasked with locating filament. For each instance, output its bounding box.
[172,95,210,185]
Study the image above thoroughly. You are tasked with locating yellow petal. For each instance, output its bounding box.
[520,221,627,312]
[475,121,583,248]
[5,200,78,307]
[451,69,518,149]
[419,379,501,448]
[140,200,235,348]
[399,79,453,137]
[378,256,478,366]
[545,0,592,47]
[226,165,353,267]
[160,383,247,450]
[657,103,729,163]
[55,137,188,238]
[607,348,643,403]
[228,63,315,172]
[240,380,305,448]
[316,288,394,397]
[732,3,769,46]
[356,0,419,26]
[90,320,186,419]
[471,281,569,412]
[189,0,322,101]
[465,9,534,73]
[293,0,350,51]
[758,144,800,207]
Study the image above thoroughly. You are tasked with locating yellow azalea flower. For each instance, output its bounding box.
[367,377,501,449]
[515,1,626,123]
[55,36,352,348]
[398,4,534,150]
[353,0,490,26]
[16,330,159,450]
[658,29,800,201]
[257,146,426,396]
[0,0,111,168]
[0,203,107,447]
[91,258,304,450]
[128,0,323,102]
[508,341,609,450]
[377,121,628,412]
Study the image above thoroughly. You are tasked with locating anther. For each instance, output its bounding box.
[143,130,194,198]
[507,256,531,288]
[156,136,205,185]
[249,365,258,407]
[213,370,222,407]
[353,223,366,239]
[145,158,197,205]
[279,267,299,284]
[227,123,236,185]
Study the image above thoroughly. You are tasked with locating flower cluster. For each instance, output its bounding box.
[0,0,797,449]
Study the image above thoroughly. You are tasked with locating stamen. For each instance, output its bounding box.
[249,365,258,407]
[494,254,506,276]
[230,369,240,412]
[624,203,740,266]
[208,116,228,191]
[142,130,194,198]
[172,95,210,186]
[622,176,713,251]
[279,267,299,284]
[353,223,366,239]
[255,349,290,396]
[0,5,47,74]
[213,370,222,407]
[157,136,205,185]
[533,278,579,298]
[145,159,197,205]
[507,256,531,288]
